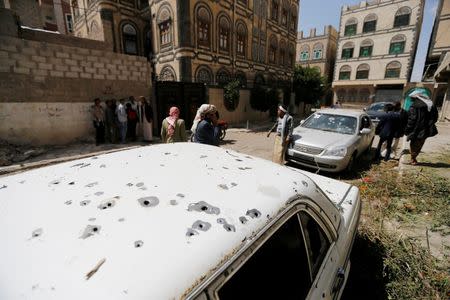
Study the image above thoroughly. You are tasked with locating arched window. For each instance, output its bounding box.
[269,35,278,63]
[359,39,373,57]
[300,44,309,61]
[341,42,354,59]
[159,65,176,81]
[195,66,213,84]
[235,71,247,87]
[281,0,289,26]
[313,43,323,60]
[218,15,230,52]
[394,7,411,28]
[344,18,357,36]
[157,6,172,48]
[216,68,231,86]
[356,64,370,79]
[122,23,138,55]
[288,44,295,67]
[363,14,377,33]
[290,5,297,31]
[279,40,286,65]
[339,65,351,80]
[197,6,211,48]
[271,0,279,21]
[389,34,406,54]
[236,22,247,57]
[385,61,401,78]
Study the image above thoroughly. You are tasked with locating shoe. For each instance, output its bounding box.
[410,159,418,165]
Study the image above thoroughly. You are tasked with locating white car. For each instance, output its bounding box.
[0,143,361,300]
[286,109,375,172]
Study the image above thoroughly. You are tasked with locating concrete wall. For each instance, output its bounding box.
[208,88,270,125]
[0,10,152,145]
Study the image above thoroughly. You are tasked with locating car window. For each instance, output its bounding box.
[299,211,331,280]
[217,214,311,300]
[302,113,357,135]
[369,103,386,112]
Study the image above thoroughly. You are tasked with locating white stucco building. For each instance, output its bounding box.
[332,0,424,104]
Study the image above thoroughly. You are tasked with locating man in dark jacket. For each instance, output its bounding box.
[404,92,438,165]
[194,106,220,146]
[374,104,400,161]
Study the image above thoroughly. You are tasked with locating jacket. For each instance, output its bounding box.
[404,99,438,141]
[375,112,400,139]
[194,119,220,146]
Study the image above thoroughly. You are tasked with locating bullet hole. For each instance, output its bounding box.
[80,200,91,206]
[80,163,91,168]
[160,164,165,167]
[188,201,220,215]
[100,164,106,168]
[97,198,116,210]
[186,228,199,237]
[32,228,43,238]
[293,181,298,185]
[91,157,99,160]
[200,155,207,158]
[94,192,104,196]
[177,193,185,198]
[245,156,253,159]
[222,166,229,169]
[134,240,144,248]
[192,220,211,232]
[218,184,229,190]
[140,187,147,191]
[136,182,144,187]
[235,159,243,162]
[224,224,236,232]
[126,183,133,187]
[266,214,270,219]
[302,181,309,187]
[164,152,171,155]
[19,181,25,184]
[231,182,238,187]
[238,167,252,170]
[68,182,75,185]
[138,196,159,207]
[71,163,84,168]
[118,218,125,222]
[239,216,248,224]
[80,225,101,239]
[85,182,98,188]
[170,200,178,206]
[88,218,96,222]
[50,180,60,185]
[217,218,225,224]
[246,209,261,219]
[65,200,72,205]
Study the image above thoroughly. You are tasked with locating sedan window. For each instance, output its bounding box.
[217,214,312,299]
[302,113,357,135]
[368,103,386,112]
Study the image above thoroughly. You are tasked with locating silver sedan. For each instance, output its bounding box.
[286,109,375,172]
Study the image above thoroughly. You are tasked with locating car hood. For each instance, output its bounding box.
[293,127,353,149]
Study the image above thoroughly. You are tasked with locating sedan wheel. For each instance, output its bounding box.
[346,152,357,172]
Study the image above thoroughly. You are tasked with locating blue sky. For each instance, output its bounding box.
[298,0,439,82]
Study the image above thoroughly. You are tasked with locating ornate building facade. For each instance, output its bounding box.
[332,0,424,104]
[70,0,299,86]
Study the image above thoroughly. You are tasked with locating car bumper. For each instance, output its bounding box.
[286,148,351,172]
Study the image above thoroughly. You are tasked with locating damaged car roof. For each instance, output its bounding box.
[0,143,352,300]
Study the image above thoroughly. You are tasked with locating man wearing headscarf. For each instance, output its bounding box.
[404,91,438,165]
[161,106,187,143]
[193,104,220,146]
[267,105,293,164]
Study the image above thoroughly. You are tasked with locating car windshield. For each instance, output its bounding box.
[302,113,357,135]
[368,103,387,112]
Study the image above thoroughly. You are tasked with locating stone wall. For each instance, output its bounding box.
[208,88,270,125]
[0,9,152,145]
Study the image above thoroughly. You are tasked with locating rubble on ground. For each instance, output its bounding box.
[0,140,47,166]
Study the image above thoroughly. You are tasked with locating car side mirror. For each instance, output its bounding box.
[360,128,371,134]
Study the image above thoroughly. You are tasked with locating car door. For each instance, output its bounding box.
[199,202,340,300]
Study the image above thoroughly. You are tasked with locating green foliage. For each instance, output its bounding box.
[250,85,279,113]
[293,65,327,105]
[223,79,240,111]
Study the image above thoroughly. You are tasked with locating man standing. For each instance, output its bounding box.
[193,105,220,146]
[267,105,293,164]
[404,92,438,165]
[374,104,400,161]
[115,99,128,144]
[92,98,105,146]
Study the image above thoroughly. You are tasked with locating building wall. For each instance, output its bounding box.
[332,0,424,103]
[296,25,338,81]
[0,16,152,145]
[428,0,450,58]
